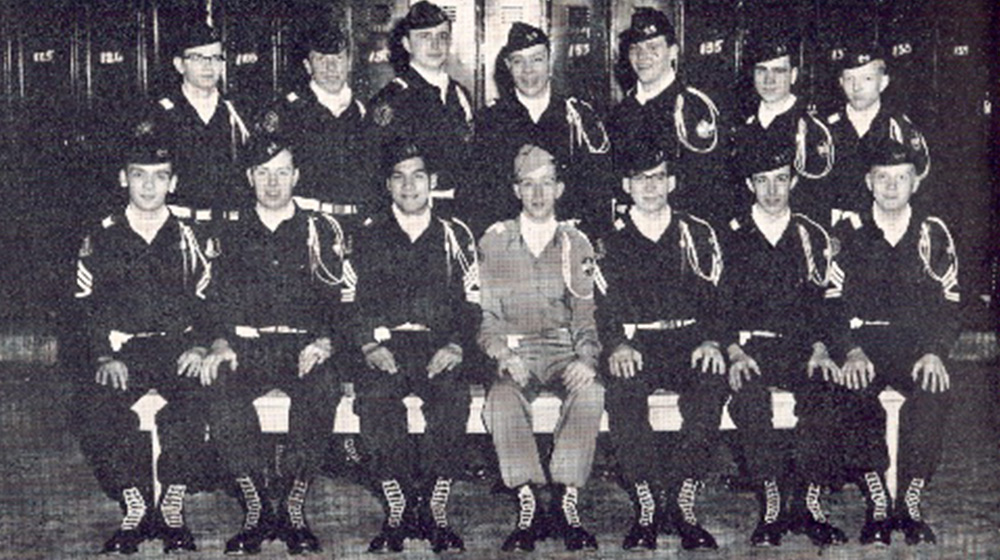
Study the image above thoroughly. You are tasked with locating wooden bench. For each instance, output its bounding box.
[133,387,905,501]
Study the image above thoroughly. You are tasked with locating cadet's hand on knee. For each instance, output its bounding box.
[609,344,643,378]
[563,360,596,393]
[841,347,874,390]
[299,337,333,378]
[726,344,760,392]
[96,358,128,391]
[912,353,949,393]
[427,343,463,378]
[177,346,207,377]
[201,340,238,387]
[363,343,398,374]
[499,353,530,387]
[692,341,725,375]
[807,342,841,383]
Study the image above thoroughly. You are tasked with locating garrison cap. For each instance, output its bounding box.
[400,1,450,32]
[513,144,557,179]
[620,7,676,47]
[302,25,348,55]
[836,38,887,71]
[738,137,795,178]
[171,20,221,57]
[243,134,292,169]
[382,137,434,175]
[122,119,171,165]
[744,31,799,67]
[615,142,670,178]
[863,137,920,169]
[502,22,549,55]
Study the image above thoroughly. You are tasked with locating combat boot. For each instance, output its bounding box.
[552,484,598,551]
[225,475,275,555]
[893,477,937,545]
[621,480,657,550]
[750,479,784,547]
[102,487,155,555]
[158,484,196,553]
[368,479,409,552]
[789,482,848,546]
[500,484,539,552]
[673,478,718,550]
[859,471,893,546]
[275,478,321,554]
[420,477,464,553]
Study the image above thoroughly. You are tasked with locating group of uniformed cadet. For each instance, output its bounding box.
[71,1,960,555]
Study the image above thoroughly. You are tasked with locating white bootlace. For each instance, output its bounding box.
[636,481,655,527]
[236,476,262,530]
[904,478,925,521]
[561,486,582,528]
[864,472,889,521]
[287,479,309,529]
[805,483,828,523]
[430,477,452,528]
[381,480,406,528]
[678,479,701,525]
[121,487,147,530]
[160,484,186,528]
[763,479,780,524]
[516,485,536,530]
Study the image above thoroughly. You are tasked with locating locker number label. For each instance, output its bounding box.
[32,50,55,63]
[99,51,124,64]
[891,43,912,58]
[699,39,724,56]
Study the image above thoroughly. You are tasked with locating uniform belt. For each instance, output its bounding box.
[430,189,455,200]
[108,329,168,352]
[373,323,431,343]
[235,325,310,338]
[167,205,222,222]
[505,328,572,349]
[622,319,696,340]
[738,330,782,346]
[849,317,891,330]
[293,196,358,215]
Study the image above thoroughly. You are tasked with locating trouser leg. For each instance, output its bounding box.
[283,361,341,480]
[416,372,471,480]
[484,379,545,488]
[549,381,604,488]
[674,371,727,479]
[74,384,150,499]
[208,367,268,477]
[896,383,952,483]
[355,366,415,484]
[604,376,659,486]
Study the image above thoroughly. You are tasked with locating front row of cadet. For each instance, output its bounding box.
[74,118,958,553]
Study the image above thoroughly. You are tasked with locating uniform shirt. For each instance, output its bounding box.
[267,86,376,209]
[474,92,613,236]
[369,67,474,210]
[352,210,479,350]
[823,103,929,218]
[830,208,960,358]
[73,208,211,362]
[141,90,251,210]
[595,210,723,354]
[720,210,836,352]
[208,205,350,342]
[478,218,600,365]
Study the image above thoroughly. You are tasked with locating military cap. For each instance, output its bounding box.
[620,7,676,47]
[836,38,887,71]
[863,137,920,169]
[400,1,450,32]
[122,119,172,165]
[738,137,795,178]
[502,22,549,56]
[744,31,799,67]
[382,137,434,175]
[170,20,221,57]
[513,144,558,179]
[614,142,670,178]
[302,25,348,55]
[245,105,291,168]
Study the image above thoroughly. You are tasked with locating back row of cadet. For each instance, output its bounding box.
[74,1,956,556]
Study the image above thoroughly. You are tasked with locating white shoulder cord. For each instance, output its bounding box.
[307,214,353,288]
[223,100,251,162]
[560,229,594,300]
[795,213,833,287]
[177,221,212,299]
[918,217,959,302]
[889,116,931,181]
[442,218,480,303]
[795,112,836,179]
[674,86,720,154]
[678,215,723,285]
[565,98,610,155]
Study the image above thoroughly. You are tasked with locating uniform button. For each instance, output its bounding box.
[272,259,280,266]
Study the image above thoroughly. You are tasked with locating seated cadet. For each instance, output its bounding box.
[478,145,604,552]
[199,132,352,555]
[72,121,212,554]
[721,139,848,547]
[730,31,835,222]
[831,138,958,546]
[352,140,479,553]
[595,145,727,551]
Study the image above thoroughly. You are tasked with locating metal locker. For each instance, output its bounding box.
[879,0,935,125]
[550,0,611,110]
[84,0,146,106]
[217,0,291,100]
[349,0,409,101]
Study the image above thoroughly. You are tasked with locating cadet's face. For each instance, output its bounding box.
[388,157,433,215]
[404,22,451,72]
[754,56,797,104]
[506,44,550,99]
[249,149,298,210]
[867,163,917,213]
[625,162,672,215]
[305,50,349,95]
[123,163,175,212]
[174,42,224,92]
[749,165,795,216]
[840,61,888,111]
[628,36,677,86]
[514,164,563,222]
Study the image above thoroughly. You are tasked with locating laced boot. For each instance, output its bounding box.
[894,478,936,545]
[422,477,464,553]
[674,479,718,550]
[859,471,893,546]
[368,479,409,552]
[553,485,597,551]
[158,484,196,553]
[790,482,848,546]
[622,481,657,550]
[750,479,784,546]
[277,479,321,554]
[501,485,539,552]
[103,487,155,554]
[225,475,274,555]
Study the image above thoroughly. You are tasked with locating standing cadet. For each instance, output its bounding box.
[369,1,474,218]
[138,20,251,212]
[721,140,849,547]
[595,145,727,551]
[823,41,930,225]
[730,32,835,222]
[475,22,612,237]
[352,140,479,554]
[831,138,958,546]
[478,145,604,552]
[608,8,724,222]
[73,121,212,554]
[267,25,377,220]
[199,134,352,555]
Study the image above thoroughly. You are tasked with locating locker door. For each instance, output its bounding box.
[350,0,406,101]
[482,0,545,106]
[879,0,935,124]
[219,0,290,101]
[551,0,610,110]
[680,0,737,115]
[86,0,145,105]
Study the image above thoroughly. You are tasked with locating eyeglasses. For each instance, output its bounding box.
[183,53,225,64]
[517,178,559,190]
[630,171,669,185]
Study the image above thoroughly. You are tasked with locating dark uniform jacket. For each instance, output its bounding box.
[829,209,960,358]
[266,87,377,211]
[595,210,723,354]
[352,211,479,351]
[369,67,474,210]
[719,211,837,353]
[207,205,352,345]
[74,209,211,365]
[474,93,613,236]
